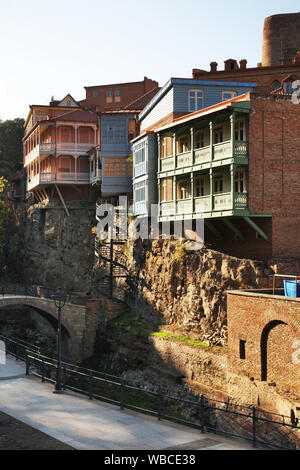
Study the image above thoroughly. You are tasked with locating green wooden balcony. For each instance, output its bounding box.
[160,191,248,219]
[159,140,248,174]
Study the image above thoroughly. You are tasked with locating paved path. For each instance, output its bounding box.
[0,357,254,450]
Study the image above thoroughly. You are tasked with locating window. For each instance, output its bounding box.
[239,340,246,360]
[271,81,280,91]
[214,174,223,194]
[188,90,204,112]
[235,169,245,193]
[161,178,173,202]
[66,100,72,107]
[177,179,191,200]
[214,127,223,144]
[102,120,127,144]
[194,177,205,197]
[134,142,146,165]
[178,135,190,154]
[195,131,205,149]
[222,91,237,101]
[134,181,146,203]
[115,89,121,97]
[93,91,98,98]
[235,120,245,141]
[106,90,113,103]
[160,136,173,158]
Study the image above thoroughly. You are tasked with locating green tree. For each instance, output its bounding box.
[0,118,24,179]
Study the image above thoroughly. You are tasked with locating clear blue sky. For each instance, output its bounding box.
[0,0,299,120]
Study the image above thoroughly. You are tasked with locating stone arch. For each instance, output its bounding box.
[0,298,73,357]
[260,320,287,381]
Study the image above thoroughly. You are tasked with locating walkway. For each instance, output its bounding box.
[0,357,254,451]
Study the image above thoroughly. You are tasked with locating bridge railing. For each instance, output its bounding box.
[0,284,89,306]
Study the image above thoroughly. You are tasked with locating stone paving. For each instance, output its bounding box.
[0,356,255,451]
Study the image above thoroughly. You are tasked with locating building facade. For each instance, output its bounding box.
[132,79,257,219]
[23,95,98,205]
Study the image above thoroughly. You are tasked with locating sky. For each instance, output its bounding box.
[0,0,299,120]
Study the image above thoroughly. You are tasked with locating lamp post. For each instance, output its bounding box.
[51,288,67,393]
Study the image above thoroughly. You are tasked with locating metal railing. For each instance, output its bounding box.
[1,334,298,450]
[0,284,89,306]
[272,274,300,297]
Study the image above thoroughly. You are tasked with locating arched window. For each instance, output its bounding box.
[271,81,280,91]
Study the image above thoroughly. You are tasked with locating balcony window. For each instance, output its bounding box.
[222,91,237,101]
[177,135,190,154]
[214,127,223,144]
[194,176,206,197]
[160,136,173,158]
[134,181,146,203]
[134,142,146,165]
[235,169,245,193]
[214,174,223,194]
[177,179,191,200]
[194,131,205,149]
[235,120,245,141]
[188,90,204,112]
[161,178,173,202]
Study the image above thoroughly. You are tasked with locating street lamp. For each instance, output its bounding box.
[51,288,67,393]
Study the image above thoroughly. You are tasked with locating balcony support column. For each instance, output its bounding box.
[75,156,78,183]
[230,112,236,158]
[191,172,194,214]
[230,163,235,210]
[157,134,161,173]
[38,127,41,174]
[173,175,177,216]
[209,168,213,212]
[173,132,177,168]
[75,125,78,153]
[209,121,213,161]
[190,127,194,164]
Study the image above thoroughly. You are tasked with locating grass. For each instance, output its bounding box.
[151,331,226,354]
[109,312,226,354]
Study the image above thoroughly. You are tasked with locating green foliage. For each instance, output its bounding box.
[0,119,24,179]
[173,243,187,262]
[126,154,133,162]
[151,331,226,354]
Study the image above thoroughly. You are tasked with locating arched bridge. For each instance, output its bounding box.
[0,285,102,361]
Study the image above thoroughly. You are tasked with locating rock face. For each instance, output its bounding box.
[123,238,272,344]
[23,201,95,292]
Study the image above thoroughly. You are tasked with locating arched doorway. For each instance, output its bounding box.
[261,320,287,381]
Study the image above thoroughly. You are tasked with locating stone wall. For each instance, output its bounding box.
[123,238,271,344]
[23,200,95,292]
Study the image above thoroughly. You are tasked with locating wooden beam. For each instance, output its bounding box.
[244,216,270,242]
[223,218,245,242]
[55,184,70,217]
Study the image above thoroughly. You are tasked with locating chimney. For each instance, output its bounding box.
[210,62,218,72]
[192,68,207,79]
[239,59,247,70]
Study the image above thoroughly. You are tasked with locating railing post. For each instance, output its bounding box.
[63,366,66,390]
[252,406,257,448]
[89,370,93,400]
[200,394,205,433]
[26,354,30,376]
[120,378,124,410]
[157,384,162,421]
[42,359,45,383]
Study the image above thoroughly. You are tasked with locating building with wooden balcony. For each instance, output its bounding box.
[132,78,256,219]
[134,90,300,260]
[23,95,98,204]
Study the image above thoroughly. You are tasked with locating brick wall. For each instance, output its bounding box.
[227,290,300,395]
[82,77,158,111]
[249,94,300,258]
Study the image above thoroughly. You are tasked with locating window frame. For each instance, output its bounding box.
[188,89,204,113]
[221,90,237,102]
